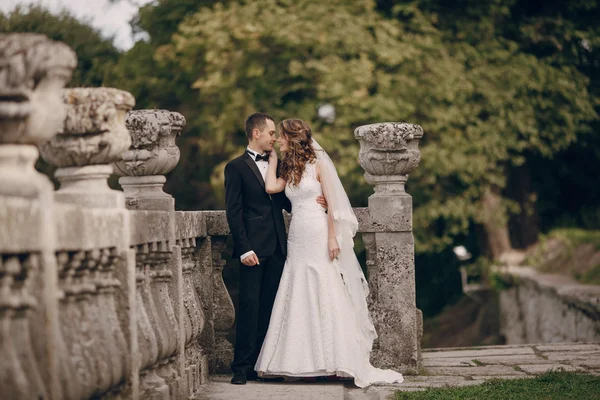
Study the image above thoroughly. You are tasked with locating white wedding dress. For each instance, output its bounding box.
[255,161,403,387]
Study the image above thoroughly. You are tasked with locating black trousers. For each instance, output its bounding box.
[231,243,285,376]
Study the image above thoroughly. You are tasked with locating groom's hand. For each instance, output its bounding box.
[316,195,328,210]
[241,253,260,266]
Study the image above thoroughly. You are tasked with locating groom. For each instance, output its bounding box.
[225,113,325,385]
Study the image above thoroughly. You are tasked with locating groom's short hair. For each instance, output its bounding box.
[245,112,274,139]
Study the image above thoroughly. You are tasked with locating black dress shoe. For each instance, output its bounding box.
[246,371,259,381]
[231,373,247,385]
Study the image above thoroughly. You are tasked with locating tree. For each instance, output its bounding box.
[111,0,457,211]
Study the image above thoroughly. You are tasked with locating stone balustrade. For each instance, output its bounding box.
[0,33,423,399]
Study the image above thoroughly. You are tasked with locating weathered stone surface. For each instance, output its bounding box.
[204,211,230,236]
[114,109,185,176]
[0,33,76,145]
[354,123,423,193]
[498,266,600,344]
[176,211,207,240]
[425,365,526,376]
[518,363,585,374]
[368,195,412,232]
[422,346,535,359]
[41,88,135,167]
[0,195,43,252]
[543,351,600,362]
[369,232,418,372]
[193,377,345,400]
[114,110,186,211]
[466,355,552,365]
[129,210,171,246]
[54,165,126,208]
[54,204,128,250]
[535,343,600,352]
[422,358,479,367]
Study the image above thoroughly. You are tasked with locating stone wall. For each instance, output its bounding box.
[0,33,424,399]
[498,266,600,344]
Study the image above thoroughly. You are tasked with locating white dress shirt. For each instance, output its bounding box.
[240,147,269,262]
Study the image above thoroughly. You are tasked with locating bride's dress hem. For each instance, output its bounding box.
[256,367,403,388]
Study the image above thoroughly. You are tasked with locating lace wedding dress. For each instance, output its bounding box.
[254,161,403,387]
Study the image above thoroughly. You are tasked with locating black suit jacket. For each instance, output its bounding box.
[224,152,291,258]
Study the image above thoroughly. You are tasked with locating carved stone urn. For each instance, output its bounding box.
[354,122,423,194]
[39,87,135,207]
[112,109,186,211]
[0,33,76,197]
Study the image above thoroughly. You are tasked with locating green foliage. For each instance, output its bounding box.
[395,370,600,400]
[0,5,120,87]
[579,264,600,285]
[550,228,600,250]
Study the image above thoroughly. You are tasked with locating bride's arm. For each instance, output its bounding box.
[317,162,341,261]
[265,150,286,194]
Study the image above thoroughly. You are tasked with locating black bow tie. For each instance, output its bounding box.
[248,151,269,162]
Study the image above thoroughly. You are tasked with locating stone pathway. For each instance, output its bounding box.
[192,343,600,400]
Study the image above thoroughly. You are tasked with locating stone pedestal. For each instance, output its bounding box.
[119,175,173,211]
[355,122,424,374]
[54,165,125,208]
[40,87,135,209]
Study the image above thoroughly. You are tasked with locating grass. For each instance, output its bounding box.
[394,371,600,400]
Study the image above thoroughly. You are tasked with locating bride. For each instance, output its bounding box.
[254,118,403,387]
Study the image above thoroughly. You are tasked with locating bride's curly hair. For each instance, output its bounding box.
[278,119,317,186]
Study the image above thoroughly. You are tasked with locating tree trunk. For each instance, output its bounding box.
[506,163,540,249]
[479,186,512,260]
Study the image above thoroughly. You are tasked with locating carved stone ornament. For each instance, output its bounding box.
[0,34,76,197]
[0,33,77,145]
[354,122,423,193]
[113,109,186,177]
[40,87,135,167]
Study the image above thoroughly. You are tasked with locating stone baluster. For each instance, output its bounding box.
[0,33,76,400]
[179,239,208,395]
[115,109,188,398]
[355,122,424,373]
[209,235,235,373]
[134,246,169,399]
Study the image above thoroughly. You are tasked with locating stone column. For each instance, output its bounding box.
[40,87,135,208]
[0,33,76,400]
[113,109,186,212]
[355,122,424,374]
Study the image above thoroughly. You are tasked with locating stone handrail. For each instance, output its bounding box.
[497,266,600,344]
[0,34,423,399]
